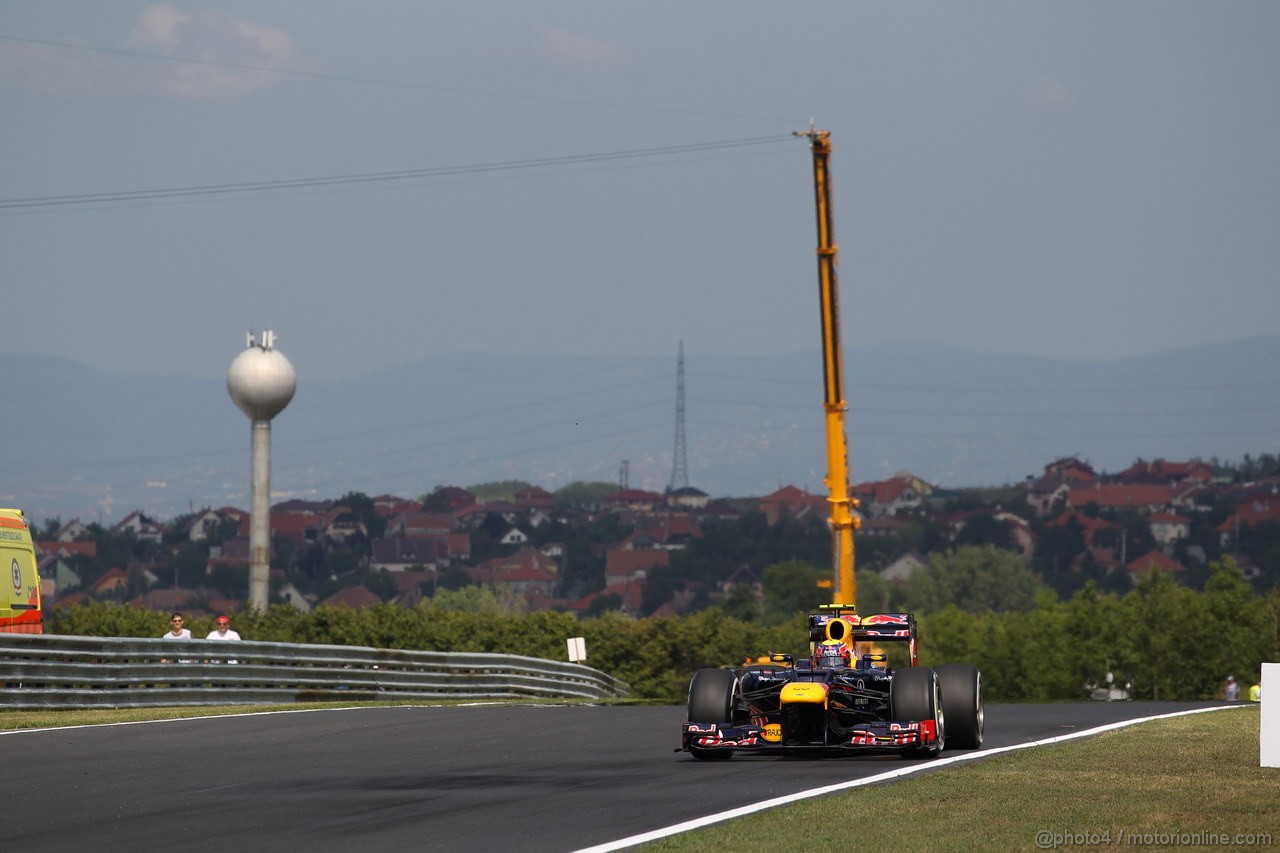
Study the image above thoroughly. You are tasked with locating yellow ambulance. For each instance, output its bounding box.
[0,509,42,633]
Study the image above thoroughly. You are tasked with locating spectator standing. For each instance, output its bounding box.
[1225,675,1239,701]
[206,615,241,642]
[160,612,192,663]
[162,613,192,640]
[206,615,241,664]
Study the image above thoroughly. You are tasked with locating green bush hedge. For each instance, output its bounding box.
[45,562,1278,704]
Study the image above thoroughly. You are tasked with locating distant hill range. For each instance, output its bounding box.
[4,336,1278,524]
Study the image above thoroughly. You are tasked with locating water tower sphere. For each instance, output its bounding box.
[227,345,297,421]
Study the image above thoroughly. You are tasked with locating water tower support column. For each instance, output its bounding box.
[249,419,272,609]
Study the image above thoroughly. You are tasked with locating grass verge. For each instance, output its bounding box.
[0,699,547,731]
[646,705,1278,852]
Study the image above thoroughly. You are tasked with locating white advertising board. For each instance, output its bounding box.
[1262,663,1278,768]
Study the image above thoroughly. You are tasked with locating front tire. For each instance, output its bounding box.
[936,663,984,749]
[687,668,738,760]
[688,668,738,722]
[889,666,945,756]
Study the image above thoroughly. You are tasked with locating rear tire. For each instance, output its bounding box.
[889,666,944,756]
[936,664,984,749]
[687,668,738,760]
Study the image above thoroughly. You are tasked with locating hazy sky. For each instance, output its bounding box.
[3,2,1277,382]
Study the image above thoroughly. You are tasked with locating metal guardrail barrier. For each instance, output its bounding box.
[0,634,630,710]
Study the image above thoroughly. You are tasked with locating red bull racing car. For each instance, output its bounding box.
[679,606,983,759]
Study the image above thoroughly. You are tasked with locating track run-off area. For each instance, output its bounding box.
[2,701,1237,852]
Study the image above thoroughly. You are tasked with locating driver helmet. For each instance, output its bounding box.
[814,640,852,669]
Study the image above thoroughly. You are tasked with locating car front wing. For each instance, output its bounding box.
[680,718,939,755]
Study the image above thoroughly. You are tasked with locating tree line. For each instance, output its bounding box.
[47,557,1276,704]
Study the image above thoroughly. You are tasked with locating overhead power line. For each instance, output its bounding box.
[0,135,795,210]
[689,370,1280,395]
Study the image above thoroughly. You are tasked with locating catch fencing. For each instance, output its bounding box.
[0,634,629,710]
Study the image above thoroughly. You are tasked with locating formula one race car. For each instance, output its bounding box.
[679,606,983,759]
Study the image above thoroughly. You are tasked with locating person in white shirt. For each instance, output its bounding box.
[163,612,192,640]
[207,615,241,664]
[161,612,193,663]
[207,615,241,642]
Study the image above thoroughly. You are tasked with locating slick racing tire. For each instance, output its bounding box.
[889,666,945,757]
[935,663,984,750]
[688,668,738,723]
[687,668,739,761]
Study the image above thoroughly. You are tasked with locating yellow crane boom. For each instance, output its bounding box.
[797,128,859,608]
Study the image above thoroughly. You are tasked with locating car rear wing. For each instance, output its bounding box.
[808,607,919,666]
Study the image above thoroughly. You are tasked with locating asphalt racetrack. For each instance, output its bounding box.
[3,701,1229,852]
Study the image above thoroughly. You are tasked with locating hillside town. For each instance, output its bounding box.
[31,455,1280,621]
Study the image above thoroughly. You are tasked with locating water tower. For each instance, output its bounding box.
[227,330,296,612]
